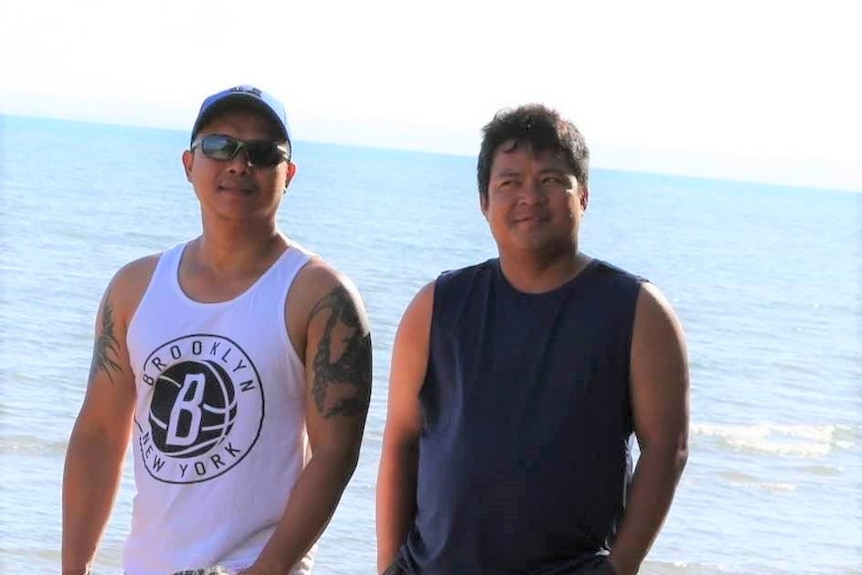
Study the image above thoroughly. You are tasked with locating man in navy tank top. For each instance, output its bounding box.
[62,86,372,575]
[377,104,689,575]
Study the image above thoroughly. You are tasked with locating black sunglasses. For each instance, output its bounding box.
[191,134,291,168]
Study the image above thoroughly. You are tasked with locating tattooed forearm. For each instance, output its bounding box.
[309,285,372,418]
[88,290,123,385]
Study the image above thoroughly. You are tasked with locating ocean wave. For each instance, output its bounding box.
[636,559,743,575]
[692,423,855,458]
[0,435,68,455]
[794,464,845,476]
[717,470,797,492]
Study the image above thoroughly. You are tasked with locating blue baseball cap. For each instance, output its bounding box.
[190,85,291,147]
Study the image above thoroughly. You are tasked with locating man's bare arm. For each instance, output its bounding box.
[62,259,152,575]
[607,282,690,575]
[376,282,433,573]
[244,264,372,575]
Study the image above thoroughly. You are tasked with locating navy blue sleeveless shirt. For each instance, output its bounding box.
[398,258,644,574]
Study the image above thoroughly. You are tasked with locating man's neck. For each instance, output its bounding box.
[498,246,591,294]
[192,222,287,279]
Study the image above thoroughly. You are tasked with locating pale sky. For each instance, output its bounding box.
[1,0,859,190]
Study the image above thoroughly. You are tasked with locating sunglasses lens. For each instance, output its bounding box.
[200,135,239,160]
[245,142,284,167]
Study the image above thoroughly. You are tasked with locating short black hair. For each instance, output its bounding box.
[477,104,589,198]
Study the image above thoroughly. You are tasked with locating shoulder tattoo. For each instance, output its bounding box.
[88,289,123,385]
[308,284,372,418]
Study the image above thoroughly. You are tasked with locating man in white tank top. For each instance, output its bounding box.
[62,85,373,575]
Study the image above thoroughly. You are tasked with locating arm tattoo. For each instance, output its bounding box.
[309,285,372,418]
[88,290,123,385]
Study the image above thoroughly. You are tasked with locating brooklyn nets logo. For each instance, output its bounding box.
[136,334,264,484]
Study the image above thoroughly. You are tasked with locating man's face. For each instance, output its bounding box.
[481,141,587,257]
[182,107,295,223]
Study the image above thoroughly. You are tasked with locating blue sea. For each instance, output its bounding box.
[0,115,859,575]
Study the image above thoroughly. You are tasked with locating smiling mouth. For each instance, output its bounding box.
[514,215,548,224]
[218,185,254,195]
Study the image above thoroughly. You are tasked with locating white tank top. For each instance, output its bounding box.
[124,241,316,575]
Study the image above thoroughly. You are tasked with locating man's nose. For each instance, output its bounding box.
[226,147,253,173]
[518,178,548,203]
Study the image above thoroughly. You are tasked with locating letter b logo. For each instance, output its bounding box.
[148,360,238,458]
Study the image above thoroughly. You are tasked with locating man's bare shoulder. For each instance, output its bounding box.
[115,253,161,283]
[634,282,684,332]
[296,257,354,291]
[400,279,436,326]
[413,279,437,306]
[106,253,162,317]
[290,257,365,313]
[284,256,370,355]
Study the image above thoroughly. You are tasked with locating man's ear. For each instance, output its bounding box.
[579,185,589,212]
[181,149,194,182]
[479,192,489,220]
[283,162,297,193]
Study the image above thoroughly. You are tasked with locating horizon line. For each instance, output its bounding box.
[3,111,860,195]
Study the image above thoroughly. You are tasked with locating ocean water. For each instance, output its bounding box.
[0,115,859,575]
